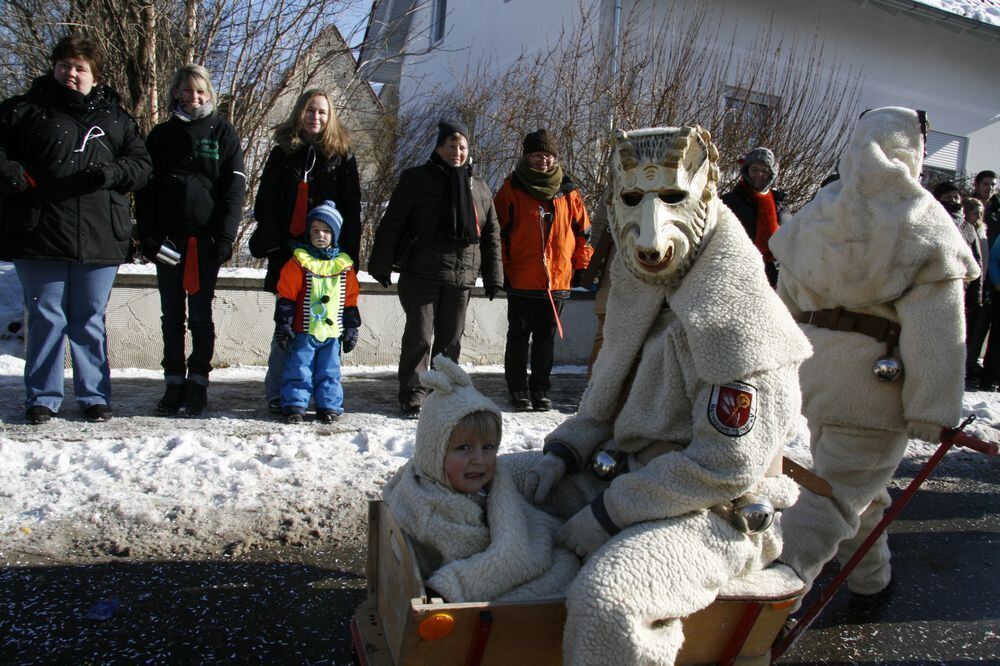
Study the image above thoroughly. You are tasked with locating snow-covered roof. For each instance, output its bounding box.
[908,0,1000,29]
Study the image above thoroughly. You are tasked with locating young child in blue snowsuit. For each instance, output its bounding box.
[274,200,360,423]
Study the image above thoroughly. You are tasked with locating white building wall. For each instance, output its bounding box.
[396,0,1000,175]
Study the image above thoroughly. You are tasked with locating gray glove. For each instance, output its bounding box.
[557,505,614,561]
[523,453,567,504]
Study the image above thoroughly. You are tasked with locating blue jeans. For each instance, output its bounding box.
[280,333,343,413]
[264,331,287,404]
[14,260,118,410]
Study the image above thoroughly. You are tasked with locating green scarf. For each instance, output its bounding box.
[514,158,563,201]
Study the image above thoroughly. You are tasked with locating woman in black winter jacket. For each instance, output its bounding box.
[136,64,246,417]
[249,89,361,412]
[0,35,151,425]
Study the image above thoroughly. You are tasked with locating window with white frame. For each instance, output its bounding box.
[431,0,447,45]
[723,87,779,154]
[922,130,967,185]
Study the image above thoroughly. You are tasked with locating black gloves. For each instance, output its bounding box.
[274,298,296,350]
[341,327,359,353]
[275,323,295,350]
[140,237,161,262]
[571,269,584,289]
[372,274,392,288]
[0,160,30,196]
[215,240,233,265]
[485,285,500,301]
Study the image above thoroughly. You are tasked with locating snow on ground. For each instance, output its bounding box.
[2,260,999,566]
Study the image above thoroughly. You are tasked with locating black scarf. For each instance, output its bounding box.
[430,151,478,244]
[41,75,106,115]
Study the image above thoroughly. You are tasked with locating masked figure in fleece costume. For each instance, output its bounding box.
[520,126,812,665]
[383,354,580,603]
[770,107,978,609]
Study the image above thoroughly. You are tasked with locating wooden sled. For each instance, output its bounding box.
[351,500,804,666]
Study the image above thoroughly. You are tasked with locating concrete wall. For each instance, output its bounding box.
[106,274,597,370]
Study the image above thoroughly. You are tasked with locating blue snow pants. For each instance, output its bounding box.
[280,333,344,413]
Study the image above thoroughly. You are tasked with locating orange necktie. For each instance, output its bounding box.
[183,237,200,295]
[289,180,309,237]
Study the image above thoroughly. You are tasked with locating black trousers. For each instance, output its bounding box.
[397,274,470,403]
[155,237,221,380]
[980,293,1000,384]
[504,294,564,393]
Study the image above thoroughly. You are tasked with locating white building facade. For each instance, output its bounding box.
[361,0,1000,181]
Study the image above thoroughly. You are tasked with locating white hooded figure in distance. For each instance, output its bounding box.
[520,126,811,665]
[770,107,978,608]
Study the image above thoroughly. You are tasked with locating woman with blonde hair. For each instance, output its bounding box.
[136,62,246,417]
[250,88,361,413]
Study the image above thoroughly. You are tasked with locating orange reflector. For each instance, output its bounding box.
[771,598,798,610]
[418,613,455,640]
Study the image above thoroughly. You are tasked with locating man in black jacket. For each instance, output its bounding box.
[720,147,788,287]
[368,120,502,417]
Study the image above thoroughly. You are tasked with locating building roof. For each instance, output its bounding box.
[913,0,1000,28]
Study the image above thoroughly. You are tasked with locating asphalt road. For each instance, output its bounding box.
[1,373,998,664]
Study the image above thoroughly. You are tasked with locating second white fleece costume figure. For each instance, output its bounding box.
[523,126,811,665]
[770,107,978,600]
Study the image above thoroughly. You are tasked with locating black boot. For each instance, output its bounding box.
[316,409,340,423]
[842,575,896,619]
[181,381,208,417]
[530,390,552,412]
[155,383,186,416]
[284,407,305,424]
[509,390,532,412]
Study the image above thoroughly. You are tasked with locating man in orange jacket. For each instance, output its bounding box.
[494,129,592,411]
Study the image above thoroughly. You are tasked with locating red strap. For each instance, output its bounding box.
[183,237,200,295]
[289,180,309,237]
[547,289,564,340]
[463,610,493,666]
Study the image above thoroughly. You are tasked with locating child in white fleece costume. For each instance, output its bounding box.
[522,126,810,666]
[770,107,978,606]
[382,354,579,603]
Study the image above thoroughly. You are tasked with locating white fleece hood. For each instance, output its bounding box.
[770,107,978,307]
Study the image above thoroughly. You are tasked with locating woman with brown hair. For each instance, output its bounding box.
[0,35,151,425]
[250,89,361,413]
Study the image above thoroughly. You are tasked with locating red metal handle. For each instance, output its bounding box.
[941,428,999,456]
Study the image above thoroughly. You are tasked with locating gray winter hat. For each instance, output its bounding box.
[412,354,502,488]
[740,147,779,191]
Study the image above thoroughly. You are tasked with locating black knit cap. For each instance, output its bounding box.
[932,180,960,200]
[522,129,559,158]
[436,118,470,147]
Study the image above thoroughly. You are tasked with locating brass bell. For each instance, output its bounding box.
[731,494,775,534]
[872,355,903,382]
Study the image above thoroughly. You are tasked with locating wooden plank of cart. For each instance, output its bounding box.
[351,499,804,666]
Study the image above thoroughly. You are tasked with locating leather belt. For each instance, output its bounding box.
[794,307,900,350]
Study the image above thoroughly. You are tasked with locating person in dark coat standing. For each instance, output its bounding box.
[136,64,246,417]
[0,35,151,425]
[967,170,998,381]
[721,147,788,286]
[368,119,503,418]
[249,89,361,413]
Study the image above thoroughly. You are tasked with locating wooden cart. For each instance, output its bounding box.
[351,500,803,666]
